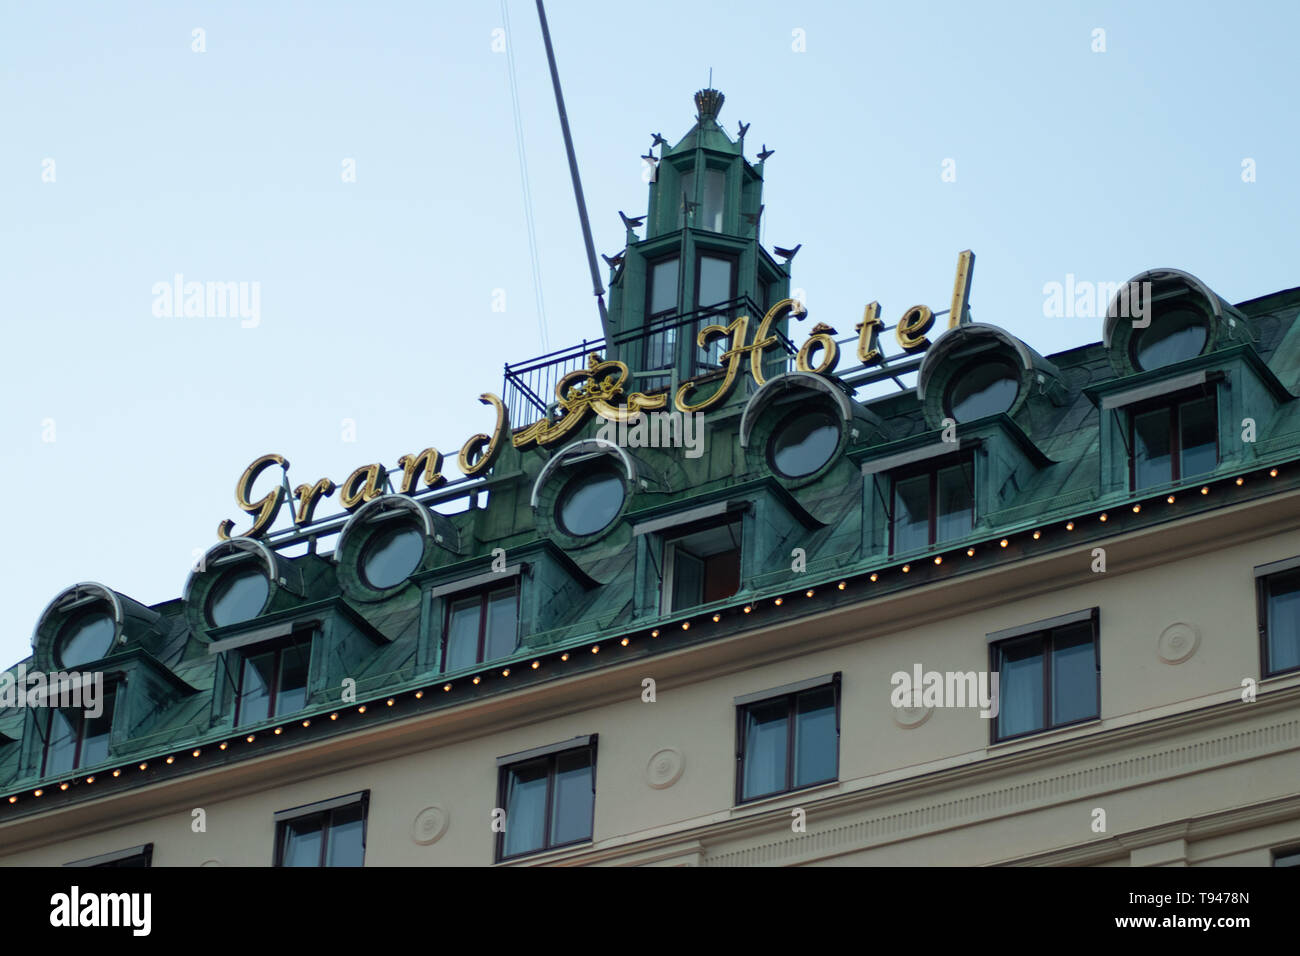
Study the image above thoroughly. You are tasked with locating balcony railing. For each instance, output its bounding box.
[502,296,798,427]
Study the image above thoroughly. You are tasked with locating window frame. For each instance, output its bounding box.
[440,580,521,672]
[40,684,116,777]
[660,514,743,616]
[988,610,1100,744]
[273,791,370,867]
[494,739,598,862]
[734,674,842,805]
[887,454,975,555]
[691,250,739,375]
[1256,557,1300,678]
[1126,390,1218,491]
[233,636,312,728]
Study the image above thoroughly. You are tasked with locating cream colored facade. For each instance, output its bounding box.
[3,486,1299,867]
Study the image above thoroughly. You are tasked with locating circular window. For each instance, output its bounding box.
[207,566,270,628]
[1132,307,1209,371]
[770,409,840,478]
[361,523,424,589]
[556,465,625,537]
[57,609,116,668]
[946,359,1020,422]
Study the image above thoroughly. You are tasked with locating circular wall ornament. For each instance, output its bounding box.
[891,704,933,729]
[1157,622,1200,664]
[645,748,684,789]
[412,806,450,845]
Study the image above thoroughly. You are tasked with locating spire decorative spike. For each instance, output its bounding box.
[694,88,724,124]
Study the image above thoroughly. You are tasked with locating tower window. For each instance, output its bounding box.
[675,170,695,228]
[694,254,735,371]
[702,168,725,232]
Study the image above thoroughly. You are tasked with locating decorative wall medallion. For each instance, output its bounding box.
[412,805,449,845]
[892,704,933,729]
[646,748,684,789]
[1157,622,1200,664]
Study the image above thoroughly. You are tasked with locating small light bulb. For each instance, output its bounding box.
[85,776,94,784]
[60,782,69,790]
[561,653,570,661]
[651,629,659,637]
[774,597,783,606]
[743,605,752,614]
[902,564,910,573]
[166,756,175,764]
[870,573,878,582]
[193,749,202,757]
[1200,486,1209,495]
[1236,477,1244,486]
[245,735,255,743]
[443,683,452,691]
[592,644,601,653]
[113,769,122,776]
[33,789,42,797]
[1166,495,1175,504]
[805,589,815,598]
[934,556,942,565]
[1099,513,1108,522]
[1000,539,1009,547]
[1032,530,1041,540]
[837,581,846,590]
[531,660,540,669]
[1270,468,1279,477]
[274,727,282,735]
[358,705,367,714]
[682,621,691,630]
[220,740,230,748]
[139,763,148,771]
[966,548,975,557]
[7,796,16,804]
[302,719,312,727]
[414,691,423,700]
[330,713,338,721]
[621,637,630,646]
[712,613,721,622]
[1133,504,1141,513]
[472,676,481,684]
[1066,521,1075,531]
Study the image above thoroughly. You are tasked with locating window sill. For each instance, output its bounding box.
[987,717,1103,753]
[729,779,841,817]
[494,839,594,867]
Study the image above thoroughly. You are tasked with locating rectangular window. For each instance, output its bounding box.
[643,256,680,392]
[443,582,519,671]
[889,459,973,554]
[274,792,368,867]
[66,844,154,868]
[42,686,115,776]
[1272,847,1300,867]
[663,517,741,613]
[1130,394,1217,490]
[675,170,695,228]
[693,254,735,372]
[991,615,1099,742]
[701,168,725,232]
[496,741,596,861]
[235,640,310,728]
[1258,564,1300,677]
[736,677,840,803]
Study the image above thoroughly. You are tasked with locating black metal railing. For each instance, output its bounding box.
[503,296,798,427]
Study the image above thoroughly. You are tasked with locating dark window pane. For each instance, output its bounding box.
[893,474,930,553]
[361,525,424,590]
[57,611,116,668]
[1133,308,1207,371]
[742,699,789,800]
[771,410,839,478]
[997,637,1044,738]
[794,688,837,787]
[1267,570,1300,674]
[237,651,274,726]
[1051,624,1097,724]
[44,709,78,776]
[1179,397,1217,478]
[936,463,973,543]
[444,597,481,672]
[1133,408,1172,490]
[326,805,366,867]
[503,760,549,858]
[702,549,740,604]
[483,588,518,662]
[947,361,1019,422]
[649,258,679,316]
[671,550,704,611]
[698,256,732,309]
[209,567,269,628]
[558,469,625,536]
[549,750,594,847]
[79,691,115,767]
[282,817,324,866]
[702,168,725,232]
[276,644,309,716]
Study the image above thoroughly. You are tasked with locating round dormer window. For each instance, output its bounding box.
[361,523,425,590]
[945,359,1020,423]
[207,566,270,628]
[769,408,839,478]
[56,608,116,668]
[1131,307,1209,371]
[556,464,625,537]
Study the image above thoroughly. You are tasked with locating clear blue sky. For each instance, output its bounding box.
[2,0,1297,668]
